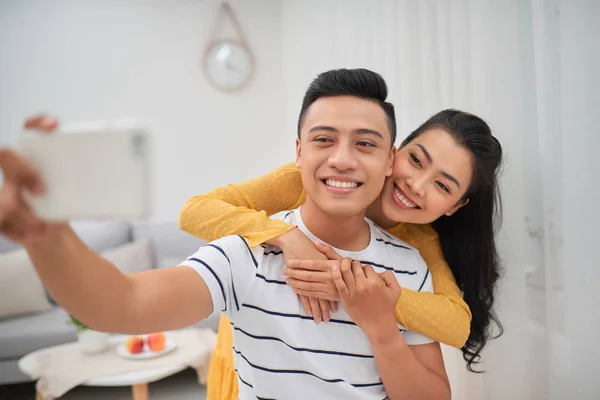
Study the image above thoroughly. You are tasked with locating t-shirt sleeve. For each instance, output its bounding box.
[401,251,435,346]
[178,235,261,319]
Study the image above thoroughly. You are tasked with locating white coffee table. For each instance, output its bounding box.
[19,332,210,400]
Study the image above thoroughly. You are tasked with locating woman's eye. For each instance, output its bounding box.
[410,154,422,167]
[437,182,450,193]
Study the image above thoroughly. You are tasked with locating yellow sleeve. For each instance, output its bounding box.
[179,162,306,248]
[390,225,472,349]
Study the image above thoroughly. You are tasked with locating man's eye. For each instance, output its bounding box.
[410,154,422,167]
[357,141,375,147]
[314,137,332,143]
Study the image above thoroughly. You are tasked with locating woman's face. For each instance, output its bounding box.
[380,128,474,225]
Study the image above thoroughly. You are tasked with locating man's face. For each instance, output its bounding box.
[296,96,395,218]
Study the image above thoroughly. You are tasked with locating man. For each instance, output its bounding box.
[0,69,450,399]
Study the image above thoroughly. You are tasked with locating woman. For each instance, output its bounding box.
[181,109,503,399]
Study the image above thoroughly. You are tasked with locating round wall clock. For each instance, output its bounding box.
[202,3,255,93]
[203,39,254,92]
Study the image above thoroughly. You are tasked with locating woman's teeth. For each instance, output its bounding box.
[325,179,359,189]
[394,187,418,208]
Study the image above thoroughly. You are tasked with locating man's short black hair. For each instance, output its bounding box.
[297,68,397,146]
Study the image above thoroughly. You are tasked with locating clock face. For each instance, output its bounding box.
[204,40,254,92]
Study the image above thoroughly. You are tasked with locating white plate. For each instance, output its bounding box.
[116,338,177,360]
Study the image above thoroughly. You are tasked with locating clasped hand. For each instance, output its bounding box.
[283,241,401,335]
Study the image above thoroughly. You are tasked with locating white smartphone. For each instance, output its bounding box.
[17,119,152,221]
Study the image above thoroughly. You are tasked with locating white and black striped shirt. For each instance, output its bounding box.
[181,208,433,400]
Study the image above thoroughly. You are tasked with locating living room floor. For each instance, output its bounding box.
[0,368,207,399]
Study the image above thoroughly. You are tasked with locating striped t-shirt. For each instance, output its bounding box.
[181,207,433,399]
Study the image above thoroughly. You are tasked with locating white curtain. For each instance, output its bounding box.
[280,1,600,399]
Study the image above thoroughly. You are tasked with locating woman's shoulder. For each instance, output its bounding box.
[385,222,439,247]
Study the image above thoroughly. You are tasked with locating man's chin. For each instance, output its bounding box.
[314,201,368,219]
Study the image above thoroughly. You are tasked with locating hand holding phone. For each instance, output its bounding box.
[16,119,152,221]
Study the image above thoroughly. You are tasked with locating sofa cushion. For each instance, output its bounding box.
[101,238,155,273]
[0,221,131,256]
[0,306,77,359]
[0,237,20,254]
[0,249,52,320]
[132,222,206,269]
[70,221,132,253]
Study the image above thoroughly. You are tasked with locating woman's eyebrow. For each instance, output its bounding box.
[441,171,461,189]
[416,144,433,163]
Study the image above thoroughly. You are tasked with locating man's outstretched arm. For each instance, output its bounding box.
[26,225,214,334]
[1,117,217,334]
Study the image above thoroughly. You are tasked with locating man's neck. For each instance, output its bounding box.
[299,200,371,252]
[366,196,397,229]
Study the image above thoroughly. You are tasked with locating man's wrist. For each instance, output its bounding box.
[366,318,405,348]
[25,222,72,250]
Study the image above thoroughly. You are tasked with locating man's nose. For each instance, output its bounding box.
[327,144,358,171]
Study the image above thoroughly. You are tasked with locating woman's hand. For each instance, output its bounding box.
[332,258,401,340]
[267,229,337,323]
[284,240,342,300]
[284,258,340,301]
[284,241,343,301]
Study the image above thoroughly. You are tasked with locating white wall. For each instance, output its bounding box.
[0,0,289,221]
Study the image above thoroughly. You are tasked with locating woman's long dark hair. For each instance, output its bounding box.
[401,109,504,372]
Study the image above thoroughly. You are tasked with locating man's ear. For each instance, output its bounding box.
[446,198,470,216]
[386,146,397,177]
[295,138,302,168]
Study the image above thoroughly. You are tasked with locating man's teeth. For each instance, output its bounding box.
[394,187,418,208]
[325,179,358,189]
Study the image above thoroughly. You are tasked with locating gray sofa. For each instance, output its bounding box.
[0,220,219,385]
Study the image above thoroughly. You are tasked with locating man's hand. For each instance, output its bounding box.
[0,149,47,243]
[0,115,61,244]
[332,258,401,340]
[24,114,59,132]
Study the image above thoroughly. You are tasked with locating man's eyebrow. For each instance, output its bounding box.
[416,143,461,188]
[307,126,383,140]
[308,125,338,133]
[354,128,383,140]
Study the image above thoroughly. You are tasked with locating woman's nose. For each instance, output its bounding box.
[405,175,426,197]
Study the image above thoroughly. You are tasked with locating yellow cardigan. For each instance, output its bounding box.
[179,162,471,400]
